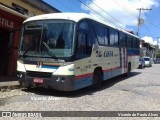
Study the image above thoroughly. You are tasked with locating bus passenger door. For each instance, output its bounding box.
[74,30,93,88]
[111,48,120,77]
[75,31,92,73]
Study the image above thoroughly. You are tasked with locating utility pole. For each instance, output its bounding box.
[137,8,152,36]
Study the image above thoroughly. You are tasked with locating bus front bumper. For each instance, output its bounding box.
[17,72,76,91]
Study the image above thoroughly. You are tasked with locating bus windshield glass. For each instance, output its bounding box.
[19,20,75,58]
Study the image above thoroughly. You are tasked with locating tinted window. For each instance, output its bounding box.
[136,39,140,48]
[77,32,87,58]
[127,35,133,48]
[79,21,89,30]
[109,28,119,46]
[76,19,94,59]
[133,37,136,48]
[143,58,149,61]
[104,28,109,45]
[114,31,119,46]
[20,20,75,58]
[109,29,115,46]
[119,32,127,47]
[94,22,105,45]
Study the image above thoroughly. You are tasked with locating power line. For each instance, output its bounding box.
[77,0,126,31]
[87,0,123,27]
[111,0,158,37]
[112,0,137,17]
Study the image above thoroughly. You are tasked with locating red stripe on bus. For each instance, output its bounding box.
[112,67,120,70]
[75,73,93,79]
[75,66,120,80]
[103,68,112,72]
[103,66,120,72]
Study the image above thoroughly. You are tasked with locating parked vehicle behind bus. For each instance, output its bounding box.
[143,56,152,67]
[17,13,140,91]
[154,58,160,64]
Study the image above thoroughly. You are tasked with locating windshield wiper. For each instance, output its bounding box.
[43,42,58,60]
[22,45,33,58]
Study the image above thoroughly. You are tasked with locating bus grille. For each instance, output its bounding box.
[26,71,53,78]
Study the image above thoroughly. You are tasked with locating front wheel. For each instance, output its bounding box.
[91,69,102,89]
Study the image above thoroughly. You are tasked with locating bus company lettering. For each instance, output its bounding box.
[0,17,14,28]
[104,51,113,57]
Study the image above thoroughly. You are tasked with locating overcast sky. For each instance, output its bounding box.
[44,0,160,46]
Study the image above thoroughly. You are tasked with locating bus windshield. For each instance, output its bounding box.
[19,20,75,58]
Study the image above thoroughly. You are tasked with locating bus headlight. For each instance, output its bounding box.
[56,76,65,82]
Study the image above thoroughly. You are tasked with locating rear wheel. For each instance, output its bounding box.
[126,63,131,77]
[91,69,102,89]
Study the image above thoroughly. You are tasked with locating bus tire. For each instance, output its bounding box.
[91,69,102,89]
[126,63,131,77]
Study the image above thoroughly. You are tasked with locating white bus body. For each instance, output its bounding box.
[17,13,140,91]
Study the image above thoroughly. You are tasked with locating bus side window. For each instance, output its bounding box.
[114,31,119,46]
[133,37,136,48]
[119,32,127,47]
[109,29,119,47]
[127,35,133,48]
[76,20,92,59]
[79,21,89,30]
[76,32,87,59]
[93,22,105,45]
[104,28,109,46]
[136,39,140,48]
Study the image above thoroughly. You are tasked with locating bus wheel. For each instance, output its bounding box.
[91,69,102,89]
[126,63,131,77]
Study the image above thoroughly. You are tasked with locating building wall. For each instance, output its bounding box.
[0,0,46,16]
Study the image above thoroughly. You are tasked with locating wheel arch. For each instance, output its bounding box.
[94,67,103,80]
[128,62,131,71]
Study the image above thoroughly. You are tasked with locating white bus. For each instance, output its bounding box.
[17,13,140,91]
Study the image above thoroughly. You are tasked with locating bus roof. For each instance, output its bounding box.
[24,12,139,38]
[24,13,92,23]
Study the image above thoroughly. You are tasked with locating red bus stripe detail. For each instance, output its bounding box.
[112,67,120,70]
[103,67,120,72]
[103,68,112,72]
[75,73,93,79]
[75,67,120,80]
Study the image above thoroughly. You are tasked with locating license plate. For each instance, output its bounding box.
[33,78,43,83]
